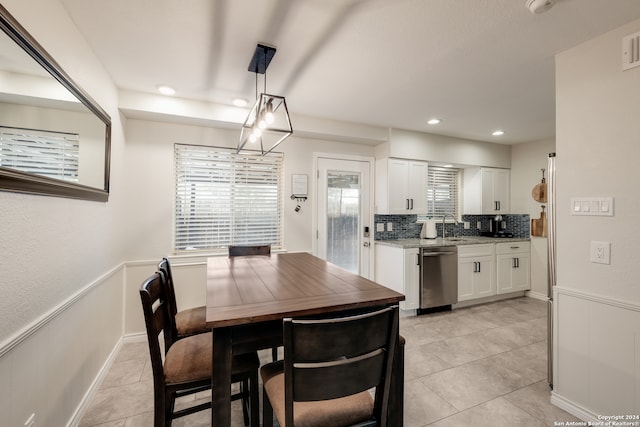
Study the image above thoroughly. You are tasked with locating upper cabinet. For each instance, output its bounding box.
[375,158,428,214]
[463,167,510,215]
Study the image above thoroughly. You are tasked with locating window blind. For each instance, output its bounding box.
[0,126,79,181]
[426,166,460,219]
[174,144,283,253]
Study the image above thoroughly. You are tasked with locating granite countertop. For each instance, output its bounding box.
[374,236,530,249]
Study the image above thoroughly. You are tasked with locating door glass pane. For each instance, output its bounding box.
[326,171,360,273]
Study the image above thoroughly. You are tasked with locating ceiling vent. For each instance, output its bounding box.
[526,0,555,14]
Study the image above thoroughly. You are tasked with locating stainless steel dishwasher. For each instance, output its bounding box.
[419,246,458,312]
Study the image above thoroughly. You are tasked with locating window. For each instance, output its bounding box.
[174,144,283,253]
[425,166,460,219]
[0,126,79,182]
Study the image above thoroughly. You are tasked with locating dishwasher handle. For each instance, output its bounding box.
[422,252,455,256]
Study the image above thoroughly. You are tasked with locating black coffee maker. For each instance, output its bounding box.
[489,214,503,234]
[482,214,513,238]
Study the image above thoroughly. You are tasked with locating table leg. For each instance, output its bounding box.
[212,327,232,426]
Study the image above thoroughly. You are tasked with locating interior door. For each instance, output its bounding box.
[316,157,372,278]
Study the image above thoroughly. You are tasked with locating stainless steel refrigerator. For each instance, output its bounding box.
[547,152,556,388]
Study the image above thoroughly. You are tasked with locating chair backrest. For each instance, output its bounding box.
[139,272,176,382]
[157,258,181,349]
[228,245,271,257]
[283,305,399,427]
[157,257,178,317]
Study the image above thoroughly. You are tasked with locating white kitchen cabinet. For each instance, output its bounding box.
[457,244,495,301]
[463,167,510,214]
[374,244,419,310]
[375,158,428,214]
[496,242,530,294]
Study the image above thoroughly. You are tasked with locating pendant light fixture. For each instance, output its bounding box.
[237,44,293,155]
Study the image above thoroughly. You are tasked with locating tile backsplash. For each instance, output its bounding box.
[374,214,530,240]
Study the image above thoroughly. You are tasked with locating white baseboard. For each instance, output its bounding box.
[67,338,124,427]
[67,333,147,426]
[525,290,548,301]
[550,390,597,423]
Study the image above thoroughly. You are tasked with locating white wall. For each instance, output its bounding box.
[0,1,127,425]
[553,17,640,419]
[122,118,378,260]
[511,138,555,298]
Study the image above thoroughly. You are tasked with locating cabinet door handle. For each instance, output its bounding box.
[516,257,520,268]
[417,254,420,266]
[410,199,414,210]
[406,199,410,210]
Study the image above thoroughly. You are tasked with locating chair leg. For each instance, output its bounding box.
[263,385,274,427]
[271,346,278,361]
[163,390,174,427]
[241,378,250,426]
[250,369,259,427]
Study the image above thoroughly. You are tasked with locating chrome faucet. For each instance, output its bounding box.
[442,213,459,239]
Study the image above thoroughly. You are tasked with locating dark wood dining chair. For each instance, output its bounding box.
[227,245,279,361]
[157,257,208,341]
[140,272,260,427]
[228,244,271,257]
[260,305,399,427]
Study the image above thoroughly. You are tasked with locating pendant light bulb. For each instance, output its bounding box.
[258,113,267,130]
[249,133,258,143]
[265,99,275,124]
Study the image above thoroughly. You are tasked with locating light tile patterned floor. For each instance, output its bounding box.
[79,297,581,426]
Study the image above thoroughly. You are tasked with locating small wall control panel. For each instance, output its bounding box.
[570,197,614,216]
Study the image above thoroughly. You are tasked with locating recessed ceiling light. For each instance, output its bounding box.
[157,85,176,96]
[427,118,441,125]
[492,130,505,136]
[443,164,454,168]
[232,98,249,107]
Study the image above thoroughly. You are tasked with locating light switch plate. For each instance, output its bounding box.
[590,241,611,264]
[376,223,384,232]
[571,197,614,216]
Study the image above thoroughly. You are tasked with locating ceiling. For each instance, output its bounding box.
[59,0,640,144]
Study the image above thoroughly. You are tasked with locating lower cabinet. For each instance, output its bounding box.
[374,241,531,309]
[457,244,495,301]
[374,244,420,311]
[496,242,531,294]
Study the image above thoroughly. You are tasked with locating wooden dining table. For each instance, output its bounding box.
[206,251,405,426]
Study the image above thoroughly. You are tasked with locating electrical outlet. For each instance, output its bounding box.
[376,223,384,232]
[590,241,611,265]
[463,221,470,229]
[387,222,393,231]
[476,221,482,230]
[24,413,35,427]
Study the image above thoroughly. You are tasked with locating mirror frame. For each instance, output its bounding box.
[0,5,111,202]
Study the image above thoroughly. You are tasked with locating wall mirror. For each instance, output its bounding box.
[0,5,111,202]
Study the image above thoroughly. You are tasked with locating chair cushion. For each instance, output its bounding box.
[165,332,212,384]
[165,332,260,385]
[175,305,208,338]
[261,361,374,427]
